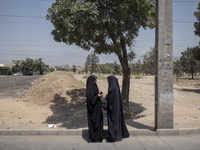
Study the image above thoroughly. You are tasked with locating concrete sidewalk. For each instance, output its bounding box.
[0,128,200,136]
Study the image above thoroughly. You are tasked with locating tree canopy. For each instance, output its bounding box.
[194,2,200,37]
[99,61,121,75]
[85,52,99,74]
[142,47,155,75]
[180,47,199,79]
[173,57,183,81]
[192,46,200,60]
[11,58,46,75]
[47,0,155,56]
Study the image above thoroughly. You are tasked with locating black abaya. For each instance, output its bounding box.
[86,75,103,142]
[106,75,129,142]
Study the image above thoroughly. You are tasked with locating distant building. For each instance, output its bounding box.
[12,60,23,65]
[0,66,9,75]
[48,64,57,71]
[0,60,23,75]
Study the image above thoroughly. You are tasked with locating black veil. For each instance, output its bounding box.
[106,75,129,142]
[86,75,103,142]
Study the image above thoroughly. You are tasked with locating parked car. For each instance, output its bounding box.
[13,72,23,76]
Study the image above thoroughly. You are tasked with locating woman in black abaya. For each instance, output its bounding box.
[106,75,129,142]
[86,75,103,142]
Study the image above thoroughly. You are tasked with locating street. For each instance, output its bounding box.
[0,135,200,150]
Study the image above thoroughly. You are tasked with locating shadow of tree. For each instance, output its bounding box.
[125,120,154,130]
[44,88,153,130]
[44,89,87,129]
[129,101,147,116]
[125,101,154,130]
[181,88,200,94]
[66,88,86,105]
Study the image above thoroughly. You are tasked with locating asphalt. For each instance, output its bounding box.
[0,128,200,136]
[1,135,200,150]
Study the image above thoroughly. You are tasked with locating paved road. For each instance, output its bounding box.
[0,75,40,98]
[0,135,200,150]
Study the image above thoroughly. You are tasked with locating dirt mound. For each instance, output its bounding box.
[23,71,86,106]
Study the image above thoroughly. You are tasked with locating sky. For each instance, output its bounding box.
[0,0,199,66]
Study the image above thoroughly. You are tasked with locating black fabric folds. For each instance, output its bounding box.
[86,75,103,142]
[106,75,129,142]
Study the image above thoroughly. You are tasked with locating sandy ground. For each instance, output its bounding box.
[0,72,200,130]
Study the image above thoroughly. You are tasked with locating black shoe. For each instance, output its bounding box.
[91,139,102,143]
[106,137,117,143]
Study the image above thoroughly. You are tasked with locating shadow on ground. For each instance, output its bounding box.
[181,88,200,94]
[82,129,108,143]
[44,88,87,129]
[44,88,153,130]
[125,101,154,130]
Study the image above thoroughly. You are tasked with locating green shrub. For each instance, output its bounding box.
[135,75,142,79]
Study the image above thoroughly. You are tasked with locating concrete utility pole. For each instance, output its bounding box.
[155,0,173,129]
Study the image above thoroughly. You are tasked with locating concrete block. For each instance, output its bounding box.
[156,129,178,136]
[0,129,20,136]
[178,128,200,135]
[129,129,156,136]
[57,129,82,136]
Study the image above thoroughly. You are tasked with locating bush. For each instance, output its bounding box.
[135,75,142,79]
[82,74,106,80]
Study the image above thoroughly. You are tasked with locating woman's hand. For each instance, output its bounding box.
[98,93,103,97]
[98,92,103,97]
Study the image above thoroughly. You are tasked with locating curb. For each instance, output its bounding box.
[0,128,200,136]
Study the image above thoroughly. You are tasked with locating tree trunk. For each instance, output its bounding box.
[121,67,131,117]
[107,32,131,117]
[191,69,194,80]
[191,66,194,80]
[117,37,131,117]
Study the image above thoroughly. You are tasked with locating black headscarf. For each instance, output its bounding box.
[106,75,129,142]
[86,75,99,105]
[86,75,103,142]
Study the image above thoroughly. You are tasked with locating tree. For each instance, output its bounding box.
[112,61,121,75]
[47,0,155,114]
[50,67,55,72]
[11,58,46,75]
[11,61,21,74]
[194,2,200,38]
[180,47,198,79]
[85,52,99,74]
[98,62,122,74]
[34,58,46,75]
[72,65,77,73]
[21,58,34,75]
[129,59,143,75]
[142,47,155,75]
[135,59,143,75]
[99,63,113,74]
[173,57,183,81]
[192,46,200,61]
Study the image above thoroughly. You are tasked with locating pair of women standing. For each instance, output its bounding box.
[86,75,129,143]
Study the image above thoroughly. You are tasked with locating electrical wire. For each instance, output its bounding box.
[0,14,45,19]
[173,0,199,2]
